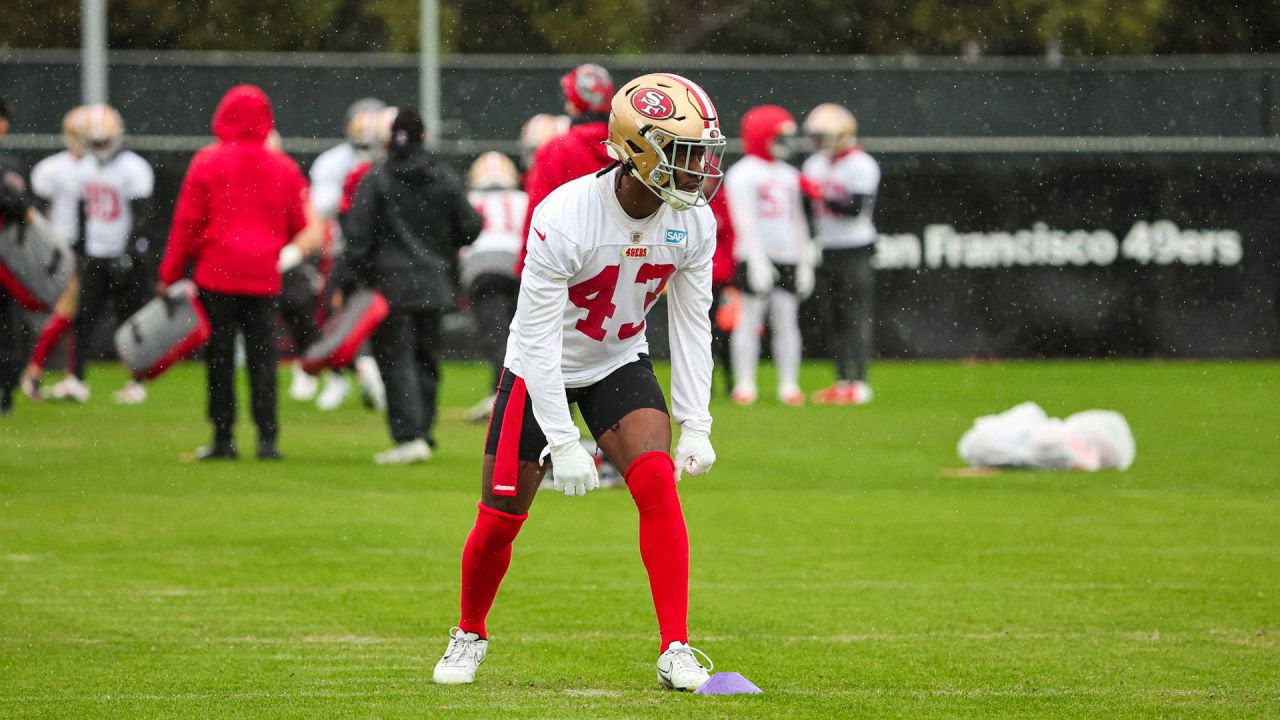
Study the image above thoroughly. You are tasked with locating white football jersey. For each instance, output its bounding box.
[80,150,154,259]
[507,168,716,447]
[31,151,86,247]
[725,154,810,264]
[467,188,528,256]
[309,143,361,219]
[802,148,880,249]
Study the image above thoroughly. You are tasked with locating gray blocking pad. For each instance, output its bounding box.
[114,279,210,380]
[0,213,72,310]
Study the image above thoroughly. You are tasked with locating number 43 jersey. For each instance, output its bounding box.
[506,167,716,447]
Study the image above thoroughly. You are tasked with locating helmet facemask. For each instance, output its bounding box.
[625,125,725,211]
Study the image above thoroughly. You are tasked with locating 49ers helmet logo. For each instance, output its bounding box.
[631,88,675,119]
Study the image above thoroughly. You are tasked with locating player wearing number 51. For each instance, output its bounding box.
[433,73,724,691]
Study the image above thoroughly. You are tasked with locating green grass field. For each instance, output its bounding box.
[1,359,1277,718]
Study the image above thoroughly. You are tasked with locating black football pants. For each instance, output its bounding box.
[469,274,517,390]
[200,290,279,444]
[73,256,144,380]
[822,246,876,383]
[0,287,20,402]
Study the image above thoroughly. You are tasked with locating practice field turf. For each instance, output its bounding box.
[1,359,1277,718]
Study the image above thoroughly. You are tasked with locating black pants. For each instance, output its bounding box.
[710,282,733,395]
[73,256,144,380]
[822,246,876,382]
[278,265,321,353]
[371,307,441,445]
[200,290,278,443]
[470,274,517,390]
[0,287,20,403]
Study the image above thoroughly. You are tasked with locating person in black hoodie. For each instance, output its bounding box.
[0,98,35,415]
[338,108,482,464]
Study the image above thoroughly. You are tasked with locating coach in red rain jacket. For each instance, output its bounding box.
[158,84,307,462]
[514,63,616,276]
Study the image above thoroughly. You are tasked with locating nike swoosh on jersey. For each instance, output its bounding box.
[534,227,547,241]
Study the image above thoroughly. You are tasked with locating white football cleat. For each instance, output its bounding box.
[374,439,432,465]
[48,376,90,403]
[656,641,713,691]
[463,394,495,424]
[113,381,147,405]
[288,362,319,401]
[315,372,350,410]
[730,385,757,406]
[355,356,386,411]
[433,627,487,685]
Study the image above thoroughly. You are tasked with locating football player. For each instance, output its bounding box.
[47,104,154,405]
[515,63,616,277]
[724,105,814,406]
[802,103,880,405]
[0,97,35,415]
[460,151,527,423]
[298,99,390,410]
[517,112,569,170]
[432,73,723,691]
[21,106,90,400]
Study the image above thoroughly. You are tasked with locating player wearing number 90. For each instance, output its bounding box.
[433,73,725,691]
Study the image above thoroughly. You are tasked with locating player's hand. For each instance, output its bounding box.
[796,263,815,300]
[745,255,776,295]
[549,440,600,497]
[155,281,169,298]
[277,243,304,273]
[799,175,824,201]
[674,428,716,481]
[331,290,345,311]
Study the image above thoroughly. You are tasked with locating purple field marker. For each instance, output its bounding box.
[695,672,763,695]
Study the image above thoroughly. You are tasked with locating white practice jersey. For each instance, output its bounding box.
[309,143,362,218]
[80,150,154,259]
[507,168,716,447]
[467,189,528,256]
[725,154,810,265]
[30,151,87,247]
[802,148,880,249]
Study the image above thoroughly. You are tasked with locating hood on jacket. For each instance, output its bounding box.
[741,105,796,161]
[388,145,435,185]
[212,85,274,143]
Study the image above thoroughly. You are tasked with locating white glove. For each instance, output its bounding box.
[796,263,815,300]
[674,428,716,481]
[745,254,777,295]
[549,440,600,497]
[277,243,304,273]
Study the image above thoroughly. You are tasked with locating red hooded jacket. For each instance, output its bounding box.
[159,85,307,296]
[516,119,613,275]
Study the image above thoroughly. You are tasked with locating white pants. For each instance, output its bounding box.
[730,288,801,395]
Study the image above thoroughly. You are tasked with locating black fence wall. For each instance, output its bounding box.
[2,51,1277,358]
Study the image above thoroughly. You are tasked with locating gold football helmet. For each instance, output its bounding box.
[519,113,569,166]
[347,106,397,160]
[468,151,520,190]
[803,103,858,155]
[61,105,91,158]
[605,73,726,211]
[83,104,124,163]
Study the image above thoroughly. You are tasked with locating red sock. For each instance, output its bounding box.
[31,314,73,370]
[625,450,689,652]
[458,502,527,638]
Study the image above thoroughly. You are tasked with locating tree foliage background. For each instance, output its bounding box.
[3,0,1278,55]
